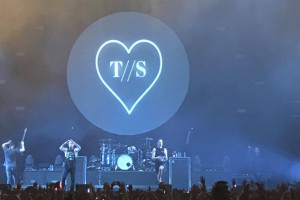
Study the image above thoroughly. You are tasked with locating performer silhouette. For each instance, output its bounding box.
[60,139,81,190]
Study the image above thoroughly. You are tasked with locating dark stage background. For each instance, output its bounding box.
[1,0,300,183]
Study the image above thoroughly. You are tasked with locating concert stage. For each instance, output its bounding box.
[23,170,166,187]
[23,169,234,189]
[87,170,166,186]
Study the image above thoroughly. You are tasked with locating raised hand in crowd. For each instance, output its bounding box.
[200,176,207,192]
[238,181,251,200]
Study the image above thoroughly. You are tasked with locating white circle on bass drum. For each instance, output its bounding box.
[117,154,133,170]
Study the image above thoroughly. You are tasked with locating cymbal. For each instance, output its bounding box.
[98,139,115,142]
[112,143,127,148]
[144,137,153,140]
[135,143,151,147]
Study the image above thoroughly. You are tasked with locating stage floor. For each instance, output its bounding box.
[23,169,233,188]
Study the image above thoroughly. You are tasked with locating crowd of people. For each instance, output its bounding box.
[0,177,299,200]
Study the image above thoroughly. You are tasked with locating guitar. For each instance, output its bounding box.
[158,156,167,162]
[19,128,27,152]
[22,128,27,142]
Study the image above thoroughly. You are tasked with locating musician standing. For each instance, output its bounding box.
[60,139,81,191]
[152,139,168,183]
[2,140,25,185]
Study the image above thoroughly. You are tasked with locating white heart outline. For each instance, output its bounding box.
[95,39,163,115]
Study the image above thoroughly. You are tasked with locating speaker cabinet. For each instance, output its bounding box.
[75,156,87,184]
[169,157,191,190]
[66,156,87,189]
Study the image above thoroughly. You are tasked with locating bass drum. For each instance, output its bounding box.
[117,154,133,170]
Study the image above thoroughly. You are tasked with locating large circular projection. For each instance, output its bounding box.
[67,12,189,135]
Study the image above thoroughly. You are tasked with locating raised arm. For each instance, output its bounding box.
[20,141,25,153]
[72,140,81,152]
[59,140,69,152]
[152,148,157,160]
[164,148,168,160]
[2,140,11,150]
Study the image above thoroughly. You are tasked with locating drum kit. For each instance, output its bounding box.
[90,137,155,171]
